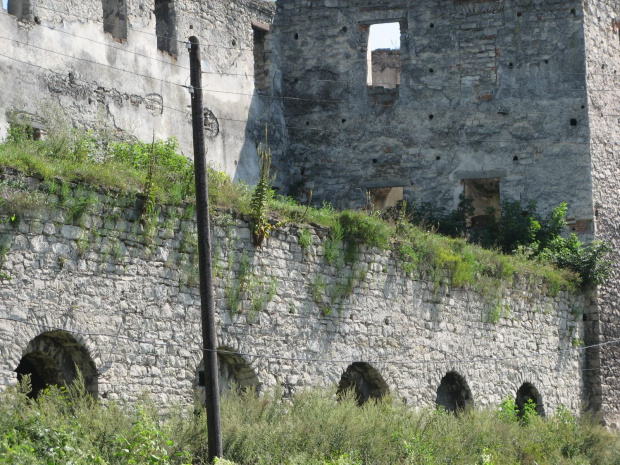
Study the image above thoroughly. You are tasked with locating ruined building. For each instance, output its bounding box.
[2,0,620,425]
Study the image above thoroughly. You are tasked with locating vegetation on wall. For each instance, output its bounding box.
[1,379,619,465]
[0,122,601,297]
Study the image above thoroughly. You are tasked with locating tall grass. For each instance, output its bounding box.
[1,379,619,464]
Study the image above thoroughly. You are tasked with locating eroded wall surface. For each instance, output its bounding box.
[584,0,620,428]
[0,171,585,413]
[0,0,279,183]
[273,0,594,227]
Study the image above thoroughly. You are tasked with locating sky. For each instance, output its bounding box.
[2,0,7,10]
[369,22,401,50]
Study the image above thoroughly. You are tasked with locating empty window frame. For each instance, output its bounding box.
[368,186,404,212]
[252,21,270,92]
[7,0,32,21]
[155,0,177,55]
[463,178,500,228]
[366,22,402,88]
[102,0,128,41]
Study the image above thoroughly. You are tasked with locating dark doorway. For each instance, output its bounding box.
[435,371,473,413]
[15,331,98,398]
[516,382,545,417]
[337,362,389,406]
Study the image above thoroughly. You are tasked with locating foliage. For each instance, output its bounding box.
[250,129,276,246]
[2,376,620,464]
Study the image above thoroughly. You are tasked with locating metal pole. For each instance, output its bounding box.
[188,35,223,463]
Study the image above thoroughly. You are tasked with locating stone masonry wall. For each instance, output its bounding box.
[272,0,594,228]
[0,0,279,184]
[0,170,585,414]
[584,0,620,427]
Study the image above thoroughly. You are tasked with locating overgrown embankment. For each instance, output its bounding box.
[1,380,619,465]
[0,129,581,302]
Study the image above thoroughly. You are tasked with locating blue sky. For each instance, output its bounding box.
[2,0,7,10]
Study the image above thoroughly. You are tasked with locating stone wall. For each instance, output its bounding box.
[584,0,620,428]
[0,170,585,414]
[0,0,279,184]
[272,0,594,229]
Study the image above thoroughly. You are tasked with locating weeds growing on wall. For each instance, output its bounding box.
[2,378,619,465]
[0,122,585,296]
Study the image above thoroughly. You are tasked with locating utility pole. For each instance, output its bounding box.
[188,35,223,463]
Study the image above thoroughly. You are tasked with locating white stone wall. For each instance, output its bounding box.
[0,171,585,414]
[0,0,278,184]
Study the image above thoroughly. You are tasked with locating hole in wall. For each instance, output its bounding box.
[508,62,514,69]
[341,26,348,32]
[231,39,236,46]
[571,8,576,16]
[516,383,545,418]
[372,158,378,164]
[544,59,548,64]
[341,119,346,123]
[436,371,473,414]
[189,24,193,29]
[305,121,310,126]
[430,23,434,28]
[155,0,177,55]
[583,314,588,321]
[513,155,519,161]
[368,186,404,211]
[429,68,434,73]
[581,105,585,109]
[463,178,500,228]
[337,362,389,406]
[517,12,522,17]
[366,22,402,89]
[294,32,299,40]
[570,118,577,126]
[436,156,441,160]
[429,114,434,120]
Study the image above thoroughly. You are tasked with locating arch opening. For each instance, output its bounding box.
[337,362,389,406]
[435,371,473,413]
[516,382,545,418]
[14,331,98,399]
[196,348,260,402]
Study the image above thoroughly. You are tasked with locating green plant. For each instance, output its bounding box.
[298,228,312,250]
[250,127,277,246]
[324,223,344,266]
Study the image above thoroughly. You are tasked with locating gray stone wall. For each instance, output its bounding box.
[0,0,278,184]
[584,0,620,427]
[0,171,585,414]
[272,0,594,227]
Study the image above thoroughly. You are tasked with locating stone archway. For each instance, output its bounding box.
[435,371,473,413]
[14,331,98,398]
[337,362,389,406]
[516,382,545,417]
[196,347,260,402]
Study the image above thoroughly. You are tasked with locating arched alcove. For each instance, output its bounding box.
[14,331,98,398]
[435,371,473,413]
[196,347,260,401]
[516,382,545,418]
[337,362,389,406]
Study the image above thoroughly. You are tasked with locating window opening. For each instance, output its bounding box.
[435,371,473,413]
[155,0,177,55]
[102,0,128,41]
[368,186,404,212]
[337,362,389,406]
[463,178,500,228]
[7,0,32,21]
[367,22,401,88]
[516,382,545,418]
[252,22,270,92]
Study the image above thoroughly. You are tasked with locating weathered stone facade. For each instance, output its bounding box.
[3,0,620,424]
[0,171,585,413]
[0,0,279,184]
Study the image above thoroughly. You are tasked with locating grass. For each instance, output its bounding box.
[1,379,619,465]
[0,132,580,300]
